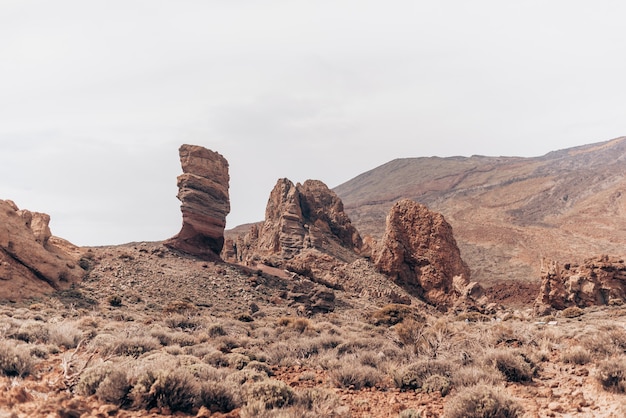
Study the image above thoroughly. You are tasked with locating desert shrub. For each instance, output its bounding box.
[296,388,345,416]
[483,349,534,383]
[399,409,422,418]
[198,381,241,413]
[131,368,198,413]
[204,351,230,368]
[76,361,130,406]
[227,369,269,385]
[29,344,49,359]
[356,350,385,369]
[444,384,523,418]
[48,321,84,348]
[331,362,382,390]
[596,357,626,393]
[115,336,161,358]
[14,321,49,343]
[422,374,451,396]
[163,300,197,314]
[451,365,503,388]
[561,306,584,318]
[393,359,452,391]
[245,360,273,376]
[336,338,382,356]
[244,379,295,409]
[227,352,250,370]
[395,318,425,346]
[108,295,123,307]
[165,314,202,331]
[371,304,424,326]
[0,341,34,377]
[561,346,592,365]
[185,363,227,381]
[207,323,227,337]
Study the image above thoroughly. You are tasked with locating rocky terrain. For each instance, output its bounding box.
[2,140,626,417]
[334,136,626,298]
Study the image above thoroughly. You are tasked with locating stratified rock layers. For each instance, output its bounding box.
[0,200,83,299]
[165,145,230,259]
[374,199,472,308]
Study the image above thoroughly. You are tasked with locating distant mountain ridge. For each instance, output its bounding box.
[334,137,626,287]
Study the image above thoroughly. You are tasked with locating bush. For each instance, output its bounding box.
[115,336,161,358]
[596,357,626,393]
[444,384,523,418]
[422,374,451,396]
[371,304,424,326]
[244,379,295,409]
[393,359,452,391]
[399,409,422,418]
[198,381,241,413]
[331,363,382,390]
[484,349,534,383]
[48,321,84,349]
[561,306,584,318]
[131,368,198,413]
[561,346,591,365]
[0,341,34,377]
[14,321,49,343]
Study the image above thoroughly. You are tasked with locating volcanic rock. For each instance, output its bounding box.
[373,199,473,309]
[165,144,230,259]
[535,255,626,311]
[0,200,84,299]
[227,179,363,280]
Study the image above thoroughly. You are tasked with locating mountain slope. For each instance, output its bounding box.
[335,137,626,287]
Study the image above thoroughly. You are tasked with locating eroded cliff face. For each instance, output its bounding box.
[165,144,230,259]
[0,200,84,299]
[373,199,476,309]
[536,255,626,312]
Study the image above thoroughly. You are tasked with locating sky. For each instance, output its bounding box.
[2,1,626,246]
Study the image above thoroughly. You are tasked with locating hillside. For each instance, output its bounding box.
[334,137,626,287]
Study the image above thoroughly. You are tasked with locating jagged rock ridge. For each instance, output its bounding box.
[535,255,626,312]
[0,200,83,300]
[165,144,230,259]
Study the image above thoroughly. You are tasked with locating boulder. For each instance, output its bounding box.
[373,199,472,309]
[535,255,626,311]
[165,145,230,259]
[0,200,84,299]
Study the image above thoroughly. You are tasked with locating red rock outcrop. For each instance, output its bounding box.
[535,255,626,312]
[373,199,474,309]
[165,145,230,259]
[0,200,84,300]
[227,179,363,280]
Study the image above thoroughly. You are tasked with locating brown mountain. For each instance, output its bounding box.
[334,137,626,297]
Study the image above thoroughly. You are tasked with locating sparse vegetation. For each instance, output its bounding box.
[444,384,523,418]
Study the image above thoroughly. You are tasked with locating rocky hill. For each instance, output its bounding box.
[334,137,626,294]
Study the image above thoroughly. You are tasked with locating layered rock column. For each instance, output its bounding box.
[165,145,230,259]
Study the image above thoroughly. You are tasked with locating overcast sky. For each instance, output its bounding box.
[2,1,625,246]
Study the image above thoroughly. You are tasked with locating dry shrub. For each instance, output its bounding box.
[245,360,273,376]
[596,357,626,393]
[296,387,346,417]
[244,379,295,409]
[330,362,382,390]
[165,314,202,331]
[561,346,592,365]
[131,368,198,413]
[163,300,197,314]
[393,359,452,391]
[451,365,503,388]
[207,323,227,337]
[14,321,49,343]
[444,384,523,418]
[483,349,535,383]
[115,336,161,358]
[276,317,312,333]
[371,304,424,326]
[422,374,451,396]
[227,352,250,370]
[204,351,230,368]
[0,341,34,377]
[76,361,131,406]
[399,409,422,418]
[227,369,269,385]
[561,306,584,318]
[456,312,490,322]
[198,381,241,413]
[395,318,425,346]
[48,321,84,349]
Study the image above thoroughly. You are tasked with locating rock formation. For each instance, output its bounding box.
[373,199,474,309]
[226,179,363,282]
[165,144,230,259]
[0,200,84,300]
[535,255,626,312]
